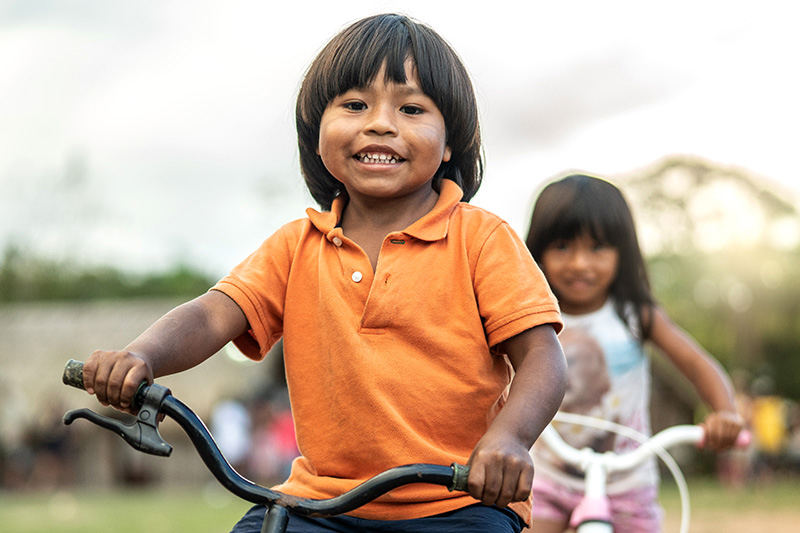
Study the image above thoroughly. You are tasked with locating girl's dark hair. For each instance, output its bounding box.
[525,174,655,340]
[296,13,483,210]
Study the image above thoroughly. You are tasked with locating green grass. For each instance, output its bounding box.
[660,476,800,512]
[2,477,799,532]
[0,485,252,533]
[658,475,800,532]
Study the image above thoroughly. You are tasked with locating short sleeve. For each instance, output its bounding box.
[212,222,301,359]
[472,222,562,347]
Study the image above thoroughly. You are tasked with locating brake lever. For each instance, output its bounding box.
[63,383,173,457]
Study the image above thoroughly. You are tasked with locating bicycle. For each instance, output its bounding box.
[536,411,750,533]
[61,359,471,533]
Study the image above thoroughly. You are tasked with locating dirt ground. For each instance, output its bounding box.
[660,479,800,533]
[663,510,800,533]
[664,505,800,533]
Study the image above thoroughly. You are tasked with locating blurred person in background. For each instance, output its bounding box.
[524,174,744,533]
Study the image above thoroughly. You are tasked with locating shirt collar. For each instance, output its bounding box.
[306,179,464,243]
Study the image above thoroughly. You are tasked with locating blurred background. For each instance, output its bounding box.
[1,1,799,531]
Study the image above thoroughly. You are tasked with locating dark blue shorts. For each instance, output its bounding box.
[230,503,524,532]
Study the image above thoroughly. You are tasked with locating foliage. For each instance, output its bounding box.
[621,155,800,399]
[0,245,215,303]
[648,248,800,399]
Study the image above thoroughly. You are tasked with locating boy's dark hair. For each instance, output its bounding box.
[525,174,655,339]
[296,13,483,210]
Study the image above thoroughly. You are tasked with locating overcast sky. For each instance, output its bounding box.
[1,0,798,276]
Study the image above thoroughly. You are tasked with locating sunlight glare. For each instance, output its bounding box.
[689,182,765,252]
[769,216,800,250]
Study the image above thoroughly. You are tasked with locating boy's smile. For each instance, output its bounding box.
[316,60,451,207]
[354,149,403,164]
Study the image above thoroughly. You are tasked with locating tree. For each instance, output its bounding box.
[0,245,214,303]
[619,155,800,398]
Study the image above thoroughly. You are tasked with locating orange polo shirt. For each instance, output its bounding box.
[213,179,562,523]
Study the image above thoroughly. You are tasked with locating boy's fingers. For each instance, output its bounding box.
[481,469,503,506]
[466,462,486,502]
[82,359,97,395]
[107,360,129,408]
[515,465,533,502]
[120,370,146,411]
[494,474,515,508]
[468,447,535,507]
[86,350,127,408]
[92,358,112,405]
[478,465,521,507]
[495,463,531,507]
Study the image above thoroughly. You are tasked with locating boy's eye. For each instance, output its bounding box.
[400,105,424,115]
[343,101,367,111]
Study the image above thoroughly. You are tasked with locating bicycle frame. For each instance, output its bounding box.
[61,360,470,533]
[537,412,750,533]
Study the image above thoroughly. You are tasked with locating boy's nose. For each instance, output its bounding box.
[365,104,398,135]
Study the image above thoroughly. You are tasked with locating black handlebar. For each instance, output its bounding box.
[62,359,470,529]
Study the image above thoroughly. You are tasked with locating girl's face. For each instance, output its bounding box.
[316,60,452,206]
[540,232,619,315]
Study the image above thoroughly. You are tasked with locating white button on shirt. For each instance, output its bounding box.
[351,271,363,283]
[332,237,343,247]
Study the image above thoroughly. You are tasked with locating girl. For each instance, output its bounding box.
[82,14,567,533]
[524,174,744,533]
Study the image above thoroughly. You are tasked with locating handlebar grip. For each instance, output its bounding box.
[62,359,149,410]
[63,359,86,390]
[450,463,470,492]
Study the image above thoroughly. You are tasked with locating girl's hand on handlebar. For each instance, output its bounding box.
[466,434,534,509]
[700,410,745,451]
[83,350,153,414]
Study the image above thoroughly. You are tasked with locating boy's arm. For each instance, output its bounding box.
[649,305,743,451]
[467,323,567,508]
[83,290,248,413]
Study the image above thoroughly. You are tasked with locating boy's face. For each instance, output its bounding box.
[316,60,452,206]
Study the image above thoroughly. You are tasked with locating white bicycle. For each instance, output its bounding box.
[537,412,750,533]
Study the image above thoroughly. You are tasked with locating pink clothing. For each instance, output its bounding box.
[531,475,663,533]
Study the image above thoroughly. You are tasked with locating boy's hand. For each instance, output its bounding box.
[700,411,745,451]
[83,350,153,414]
[466,433,534,508]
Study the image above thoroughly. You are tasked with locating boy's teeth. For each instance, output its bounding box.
[358,153,400,164]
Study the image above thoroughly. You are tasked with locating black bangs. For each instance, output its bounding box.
[561,190,627,246]
[318,15,458,114]
[525,174,634,258]
[546,213,608,246]
[325,15,413,100]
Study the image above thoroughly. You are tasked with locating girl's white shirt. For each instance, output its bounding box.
[532,299,658,494]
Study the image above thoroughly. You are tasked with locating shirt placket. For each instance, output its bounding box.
[327,228,374,314]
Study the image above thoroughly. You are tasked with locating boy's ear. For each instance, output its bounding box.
[443,146,452,163]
